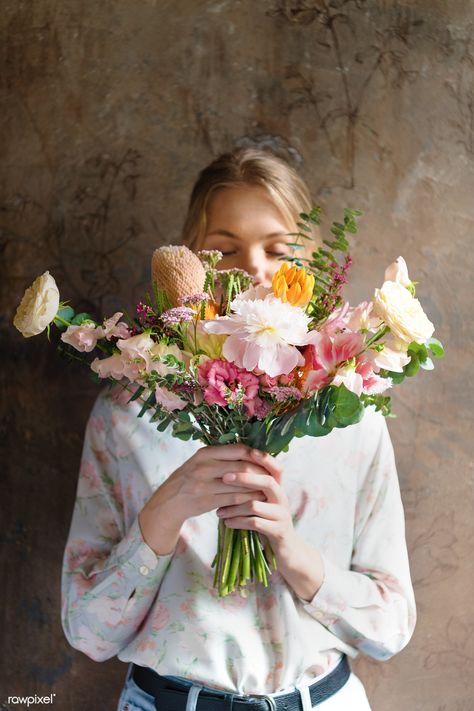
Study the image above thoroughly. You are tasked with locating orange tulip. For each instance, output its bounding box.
[272,262,314,308]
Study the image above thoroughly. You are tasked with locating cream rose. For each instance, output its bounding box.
[373,281,434,345]
[13,271,60,337]
[384,256,412,287]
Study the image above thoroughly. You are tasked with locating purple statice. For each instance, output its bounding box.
[177,292,210,306]
[160,306,195,325]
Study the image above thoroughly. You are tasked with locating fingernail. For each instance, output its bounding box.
[224,473,236,481]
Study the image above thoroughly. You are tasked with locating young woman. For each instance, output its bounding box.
[61,148,416,711]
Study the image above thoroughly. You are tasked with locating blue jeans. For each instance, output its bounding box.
[116,663,236,711]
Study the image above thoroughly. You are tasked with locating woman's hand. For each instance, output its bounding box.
[138,444,276,556]
[216,449,294,553]
[217,449,325,601]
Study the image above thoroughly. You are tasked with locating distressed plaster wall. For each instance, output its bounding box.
[1,1,473,710]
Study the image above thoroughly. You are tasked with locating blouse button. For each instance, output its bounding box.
[139,565,150,576]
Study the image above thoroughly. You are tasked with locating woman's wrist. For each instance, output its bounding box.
[273,531,325,602]
[138,483,186,556]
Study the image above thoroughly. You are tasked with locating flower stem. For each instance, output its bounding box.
[54,314,72,328]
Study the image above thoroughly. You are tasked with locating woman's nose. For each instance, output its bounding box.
[240,251,269,286]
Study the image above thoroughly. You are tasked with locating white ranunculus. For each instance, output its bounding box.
[13,271,60,337]
[373,281,434,345]
[384,256,412,287]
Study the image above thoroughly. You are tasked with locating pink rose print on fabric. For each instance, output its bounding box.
[150,602,170,632]
[88,596,129,626]
[256,592,277,611]
[76,624,119,661]
[77,460,103,497]
[180,598,198,620]
[292,489,310,524]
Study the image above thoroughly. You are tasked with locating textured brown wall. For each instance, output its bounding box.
[1,1,473,709]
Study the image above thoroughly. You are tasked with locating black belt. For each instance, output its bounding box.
[131,654,350,711]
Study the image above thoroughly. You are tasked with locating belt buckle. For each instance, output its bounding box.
[245,693,277,710]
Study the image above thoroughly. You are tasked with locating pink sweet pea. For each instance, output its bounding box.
[154,385,187,412]
[102,312,132,340]
[61,322,103,352]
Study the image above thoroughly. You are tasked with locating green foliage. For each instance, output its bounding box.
[282,206,363,325]
[425,337,445,358]
[53,306,75,329]
[380,337,444,384]
[127,385,145,402]
[360,393,393,417]
[245,384,365,456]
[151,282,172,315]
[137,390,156,418]
[70,312,95,326]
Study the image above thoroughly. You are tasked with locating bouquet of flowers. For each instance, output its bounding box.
[13,207,444,597]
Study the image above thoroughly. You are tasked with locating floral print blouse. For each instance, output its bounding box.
[60,385,416,695]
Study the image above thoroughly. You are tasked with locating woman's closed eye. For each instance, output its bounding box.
[219,249,284,257]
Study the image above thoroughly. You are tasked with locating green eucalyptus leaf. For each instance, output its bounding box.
[404,356,420,377]
[420,357,434,370]
[426,337,444,358]
[71,312,95,326]
[137,391,156,417]
[128,385,145,402]
[325,384,364,428]
[218,432,239,444]
[53,306,75,329]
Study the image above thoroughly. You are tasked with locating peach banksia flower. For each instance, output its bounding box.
[151,245,206,307]
[272,262,314,308]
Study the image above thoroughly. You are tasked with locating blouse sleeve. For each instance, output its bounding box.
[60,389,175,662]
[296,411,417,661]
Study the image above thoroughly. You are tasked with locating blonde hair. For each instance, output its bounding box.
[180,147,321,255]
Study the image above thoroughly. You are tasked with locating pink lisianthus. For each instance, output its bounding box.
[61,321,103,352]
[302,331,365,394]
[198,359,261,416]
[259,373,294,388]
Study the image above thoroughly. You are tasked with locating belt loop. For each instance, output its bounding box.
[295,681,313,711]
[185,683,204,711]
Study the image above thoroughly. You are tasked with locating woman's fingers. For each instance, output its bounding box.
[214,490,267,505]
[196,443,260,463]
[217,499,276,520]
[196,444,282,482]
[222,469,281,504]
[249,449,283,483]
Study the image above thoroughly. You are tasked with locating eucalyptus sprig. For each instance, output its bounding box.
[282,206,363,326]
